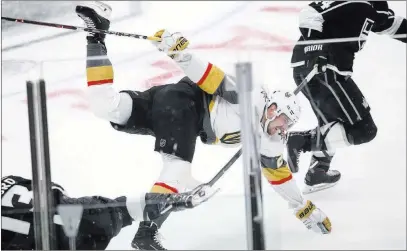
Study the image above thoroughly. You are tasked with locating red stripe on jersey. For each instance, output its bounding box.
[197,63,213,86]
[154,182,179,193]
[87,79,113,86]
[270,174,293,185]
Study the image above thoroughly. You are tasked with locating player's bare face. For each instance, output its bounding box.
[263,105,292,136]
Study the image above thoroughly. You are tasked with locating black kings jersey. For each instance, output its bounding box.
[1,175,65,250]
[291,1,402,75]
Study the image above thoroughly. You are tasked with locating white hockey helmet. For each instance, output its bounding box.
[255,85,301,135]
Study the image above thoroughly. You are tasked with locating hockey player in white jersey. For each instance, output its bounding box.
[76,2,332,250]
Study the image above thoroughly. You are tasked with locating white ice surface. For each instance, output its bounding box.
[1,1,406,250]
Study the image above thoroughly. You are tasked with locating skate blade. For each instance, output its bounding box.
[131,243,140,250]
[302,182,338,194]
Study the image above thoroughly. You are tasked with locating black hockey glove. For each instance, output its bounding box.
[304,44,328,74]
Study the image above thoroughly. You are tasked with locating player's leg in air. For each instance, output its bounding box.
[128,79,206,250]
[286,0,407,194]
[287,65,377,194]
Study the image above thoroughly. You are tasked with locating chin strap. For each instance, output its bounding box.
[263,116,276,134]
[262,103,277,135]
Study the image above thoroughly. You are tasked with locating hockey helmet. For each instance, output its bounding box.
[255,85,301,135]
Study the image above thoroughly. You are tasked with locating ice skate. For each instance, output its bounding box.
[130,192,196,250]
[302,156,341,194]
[131,221,166,250]
[76,1,112,43]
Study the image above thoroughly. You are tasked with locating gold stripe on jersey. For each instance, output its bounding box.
[262,163,293,185]
[150,182,178,193]
[197,63,225,94]
[86,66,114,86]
[209,97,216,112]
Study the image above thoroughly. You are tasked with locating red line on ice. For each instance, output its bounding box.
[260,6,301,13]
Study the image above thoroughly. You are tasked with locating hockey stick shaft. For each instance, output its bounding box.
[1,16,161,42]
[207,148,242,187]
[293,66,318,95]
[206,68,318,187]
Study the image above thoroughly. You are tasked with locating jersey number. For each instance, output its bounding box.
[2,185,33,235]
[359,18,375,50]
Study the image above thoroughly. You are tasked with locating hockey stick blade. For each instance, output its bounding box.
[1,16,161,42]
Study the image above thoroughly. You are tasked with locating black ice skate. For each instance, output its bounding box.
[131,221,166,250]
[75,1,112,44]
[303,156,341,194]
[286,130,313,173]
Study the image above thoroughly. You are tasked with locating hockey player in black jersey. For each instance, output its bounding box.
[1,175,211,250]
[287,1,406,194]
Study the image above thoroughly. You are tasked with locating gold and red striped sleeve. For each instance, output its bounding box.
[261,155,293,185]
[196,63,225,94]
[150,182,178,194]
[262,164,293,185]
[86,65,114,86]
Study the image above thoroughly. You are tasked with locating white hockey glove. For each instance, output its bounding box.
[151,29,190,61]
[294,200,332,234]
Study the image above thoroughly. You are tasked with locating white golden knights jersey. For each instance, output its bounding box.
[178,53,288,170]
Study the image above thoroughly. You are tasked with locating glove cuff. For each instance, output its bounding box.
[295,200,317,220]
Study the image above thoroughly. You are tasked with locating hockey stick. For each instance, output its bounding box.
[159,148,242,214]
[293,66,318,95]
[207,148,243,187]
[161,68,319,215]
[201,67,318,188]
[1,16,161,42]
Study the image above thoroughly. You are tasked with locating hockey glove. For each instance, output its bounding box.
[151,29,190,61]
[161,184,219,215]
[189,184,220,207]
[304,44,328,74]
[294,200,332,234]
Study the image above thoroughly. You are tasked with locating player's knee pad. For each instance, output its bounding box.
[343,114,377,145]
